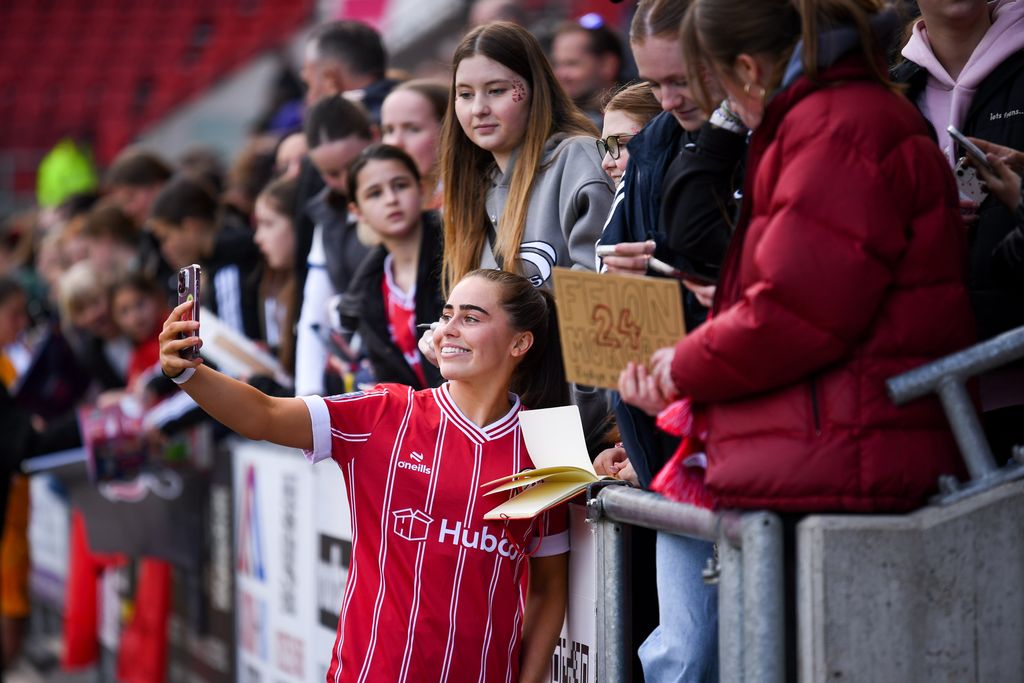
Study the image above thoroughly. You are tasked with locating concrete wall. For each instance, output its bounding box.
[798,480,1024,682]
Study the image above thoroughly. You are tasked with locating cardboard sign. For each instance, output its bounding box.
[552,268,685,389]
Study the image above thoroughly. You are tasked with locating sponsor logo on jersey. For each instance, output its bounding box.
[391,512,521,559]
[438,519,521,559]
[398,450,432,474]
[392,508,434,541]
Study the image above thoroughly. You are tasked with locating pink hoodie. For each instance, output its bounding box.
[902,0,1024,165]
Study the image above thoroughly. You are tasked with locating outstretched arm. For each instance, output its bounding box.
[519,552,568,683]
[160,300,313,451]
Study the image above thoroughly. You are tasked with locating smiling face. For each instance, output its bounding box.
[381,90,443,179]
[599,109,645,185]
[349,158,423,242]
[432,275,531,385]
[253,197,296,271]
[454,54,532,171]
[631,35,704,131]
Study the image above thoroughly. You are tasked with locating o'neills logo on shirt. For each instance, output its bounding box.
[398,451,431,474]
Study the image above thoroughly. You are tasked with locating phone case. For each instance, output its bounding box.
[954,159,988,204]
[177,264,201,360]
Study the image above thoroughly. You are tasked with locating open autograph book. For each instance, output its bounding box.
[482,405,612,520]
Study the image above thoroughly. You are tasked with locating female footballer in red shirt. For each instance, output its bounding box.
[159,269,569,683]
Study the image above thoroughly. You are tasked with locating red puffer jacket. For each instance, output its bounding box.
[670,57,974,513]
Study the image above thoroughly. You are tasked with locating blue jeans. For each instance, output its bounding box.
[638,531,719,682]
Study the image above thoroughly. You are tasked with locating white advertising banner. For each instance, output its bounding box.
[311,459,353,680]
[28,473,71,606]
[232,441,317,683]
[551,502,597,683]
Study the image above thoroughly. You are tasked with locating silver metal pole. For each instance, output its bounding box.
[597,485,742,546]
[595,515,632,683]
[718,535,744,682]
[741,512,785,683]
[887,325,1024,403]
[935,377,999,479]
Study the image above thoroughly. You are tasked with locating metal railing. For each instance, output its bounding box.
[587,324,1024,682]
[586,483,784,683]
[887,324,1024,504]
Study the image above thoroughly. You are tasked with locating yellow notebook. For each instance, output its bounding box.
[482,405,612,520]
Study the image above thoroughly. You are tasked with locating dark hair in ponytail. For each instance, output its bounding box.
[683,0,894,113]
[465,269,569,410]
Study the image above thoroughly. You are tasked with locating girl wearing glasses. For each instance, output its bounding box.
[598,81,662,186]
[439,21,614,291]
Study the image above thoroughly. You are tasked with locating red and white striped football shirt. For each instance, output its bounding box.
[301,383,569,683]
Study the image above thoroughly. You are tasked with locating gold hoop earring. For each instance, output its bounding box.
[744,82,766,99]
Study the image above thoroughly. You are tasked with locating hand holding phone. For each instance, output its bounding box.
[947,125,995,173]
[177,264,201,360]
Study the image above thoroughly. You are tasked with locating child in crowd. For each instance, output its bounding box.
[149,175,262,340]
[253,176,299,376]
[159,269,569,683]
[58,261,130,391]
[381,79,449,209]
[340,144,445,389]
[109,271,167,389]
[597,81,662,186]
[439,21,614,291]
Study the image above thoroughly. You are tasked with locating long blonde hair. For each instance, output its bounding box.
[439,21,597,293]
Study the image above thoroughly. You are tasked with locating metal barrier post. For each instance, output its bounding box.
[888,324,1024,501]
[740,512,785,682]
[718,535,744,682]
[594,515,632,682]
[935,378,997,479]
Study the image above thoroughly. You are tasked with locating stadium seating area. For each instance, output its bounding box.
[0,0,312,168]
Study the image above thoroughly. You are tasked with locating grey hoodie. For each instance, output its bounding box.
[480,134,614,288]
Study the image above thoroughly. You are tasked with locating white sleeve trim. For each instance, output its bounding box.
[530,530,570,558]
[300,395,332,463]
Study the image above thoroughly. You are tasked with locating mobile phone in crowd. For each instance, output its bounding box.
[596,244,718,285]
[947,125,995,174]
[953,159,989,204]
[177,264,201,360]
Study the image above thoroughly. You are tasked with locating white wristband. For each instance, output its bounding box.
[171,367,196,385]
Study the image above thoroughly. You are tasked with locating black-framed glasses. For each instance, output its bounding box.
[596,134,633,160]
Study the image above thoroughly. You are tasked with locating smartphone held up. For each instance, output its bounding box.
[177,264,201,360]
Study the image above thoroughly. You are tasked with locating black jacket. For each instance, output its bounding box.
[307,187,371,297]
[894,47,1024,339]
[204,222,263,341]
[659,121,746,286]
[339,213,445,390]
